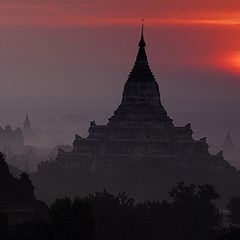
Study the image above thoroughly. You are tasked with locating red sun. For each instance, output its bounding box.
[204,51,240,75]
[227,53,240,71]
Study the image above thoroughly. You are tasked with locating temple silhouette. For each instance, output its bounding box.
[0,125,24,152]
[56,25,230,172]
[223,132,236,154]
[23,114,32,134]
[27,25,238,203]
[0,114,32,153]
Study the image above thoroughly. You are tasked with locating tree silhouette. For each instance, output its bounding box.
[227,195,240,224]
[0,213,8,240]
[50,197,95,240]
[1,183,223,240]
[168,182,221,240]
[86,190,135,240]
[8,221,51,240]
[216,226,240,240]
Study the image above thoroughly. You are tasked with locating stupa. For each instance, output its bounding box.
[56,25,230,173]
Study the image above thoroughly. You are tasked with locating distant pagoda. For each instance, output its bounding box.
[56,25,230,172]
[223,132,235,153]
[23,114,32,133]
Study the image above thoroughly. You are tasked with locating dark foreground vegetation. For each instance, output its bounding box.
[1,182,240,240]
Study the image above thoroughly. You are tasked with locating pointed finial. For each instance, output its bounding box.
[23,113,31,131]
[139,19,146,48]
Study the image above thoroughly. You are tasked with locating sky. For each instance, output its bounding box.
[0,0,240,146]
[2,0,240,27]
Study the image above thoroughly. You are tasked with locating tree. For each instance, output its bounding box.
[50,197,95,240]
[86,190,135,240]
[227,195,240,224]
[4,184,222,240]
[8,221,51,240]
[0,212,8,240]
[168,182,221,240]
[216,226,240,240]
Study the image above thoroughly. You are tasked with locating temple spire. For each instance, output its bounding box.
[108,23,171,126]
[135,21,148,63]
[124,22,155,84]
[23,113,32,132]
[224,131,235,151]
[138,19,146,48]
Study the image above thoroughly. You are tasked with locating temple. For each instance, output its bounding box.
[56,25,230,172]
[23,114,32,133]
[0,125,24,152]
[223,132,235,153]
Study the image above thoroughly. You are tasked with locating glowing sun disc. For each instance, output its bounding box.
[229,53,240,69]
[208,52,240,75]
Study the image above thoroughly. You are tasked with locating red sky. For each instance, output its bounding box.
[1,0,239,76]
[1,0,240,27]
[0,0,240,144]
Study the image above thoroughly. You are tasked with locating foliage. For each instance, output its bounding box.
[168,182,221,240]
[227,195,240,224]
[86,190,135,240]
[8,221,51,240]
[0,212,8,240]
[50,197,94,240]
[216,226,240,240]
[1,182,222,240]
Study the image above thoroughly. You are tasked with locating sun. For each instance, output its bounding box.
[210,52,240,75]
[229,53,240,70]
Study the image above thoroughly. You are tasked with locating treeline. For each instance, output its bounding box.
[1,182,240,240]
